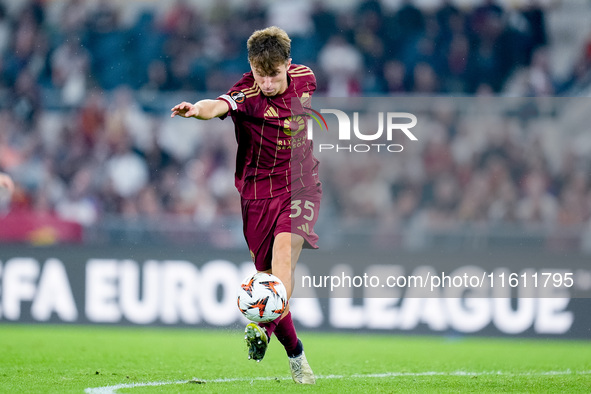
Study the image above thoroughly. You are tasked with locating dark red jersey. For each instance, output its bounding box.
[217,64,320,200]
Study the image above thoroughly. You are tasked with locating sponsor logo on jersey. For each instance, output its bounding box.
[283,115,306,136]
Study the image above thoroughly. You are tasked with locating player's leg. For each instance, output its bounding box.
[264,185,321,383]
[243,185,320,383]
[255,232,301,340]
[268,232,315,384]
[244,233,313,381]
[270,232,303,300]
[241,197,276,362]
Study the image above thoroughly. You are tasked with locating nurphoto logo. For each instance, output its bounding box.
[304,108,418,153]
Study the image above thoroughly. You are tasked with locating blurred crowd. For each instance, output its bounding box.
[318,98,591,250]
[2,0,587,96]
[1,0,591,247]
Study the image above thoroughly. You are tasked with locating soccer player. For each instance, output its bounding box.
[171,26,321,384]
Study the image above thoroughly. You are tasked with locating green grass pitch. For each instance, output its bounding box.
[0,325,589,393]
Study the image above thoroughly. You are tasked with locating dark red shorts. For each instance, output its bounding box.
[241,183,322,271]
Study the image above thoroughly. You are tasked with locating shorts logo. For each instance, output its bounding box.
[283,115,306,136]
[230,91,246,104]
[297,223,310,235]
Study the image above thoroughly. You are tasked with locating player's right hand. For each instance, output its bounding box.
[171,102,199,118]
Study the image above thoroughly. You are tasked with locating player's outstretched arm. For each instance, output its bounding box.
[170,99,229,120]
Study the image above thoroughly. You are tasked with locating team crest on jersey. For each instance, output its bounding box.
[230,91,246,104]
[283,116,306,136]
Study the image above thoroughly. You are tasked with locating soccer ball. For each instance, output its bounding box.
[237,272,287,322]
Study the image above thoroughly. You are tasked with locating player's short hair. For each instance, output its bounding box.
[247,26,291,76]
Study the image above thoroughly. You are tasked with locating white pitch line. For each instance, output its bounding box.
[84,370,591,394]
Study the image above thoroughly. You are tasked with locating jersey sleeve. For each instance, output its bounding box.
[288,65,317,96]
[217,73,259,118]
